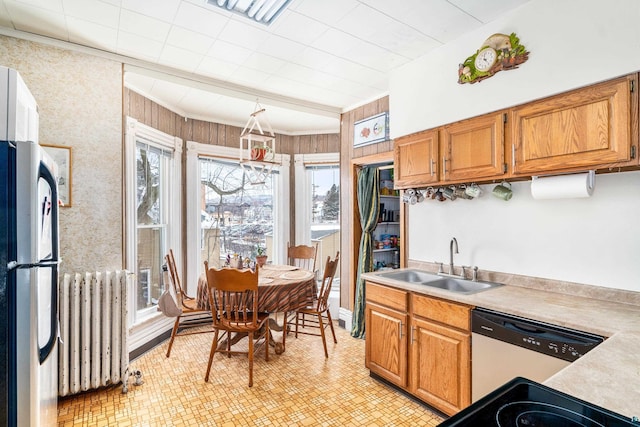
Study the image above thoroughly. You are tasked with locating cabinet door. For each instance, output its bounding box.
[511,75,635,175]
[441,112,506,183]
[409,317,471,416]
[365,302,408,388]
[394,129,439,188]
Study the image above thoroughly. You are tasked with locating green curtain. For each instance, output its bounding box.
[350,166,380,339]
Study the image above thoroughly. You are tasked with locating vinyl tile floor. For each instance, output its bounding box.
[57,321,445,426]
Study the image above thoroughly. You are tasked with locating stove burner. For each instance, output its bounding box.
[496,401,606,427]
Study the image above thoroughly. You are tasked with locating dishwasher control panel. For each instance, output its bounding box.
[472,308,604,362]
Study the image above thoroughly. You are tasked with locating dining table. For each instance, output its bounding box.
[196,264,317,354]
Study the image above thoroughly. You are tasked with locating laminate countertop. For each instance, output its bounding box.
[362,268,640,419]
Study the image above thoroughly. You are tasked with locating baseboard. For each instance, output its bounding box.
[129,329,172,361]
[338,307,352,331]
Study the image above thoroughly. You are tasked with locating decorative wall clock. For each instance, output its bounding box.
[458,32,529,84]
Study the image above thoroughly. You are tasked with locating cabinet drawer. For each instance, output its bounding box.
[411,294,471,331]
[366,282,408,311]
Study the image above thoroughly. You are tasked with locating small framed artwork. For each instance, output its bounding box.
[354,112,389,147]
[42,144,72,207]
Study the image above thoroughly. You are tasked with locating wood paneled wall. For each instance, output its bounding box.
[339,96,393,314]
[124,88,340,267]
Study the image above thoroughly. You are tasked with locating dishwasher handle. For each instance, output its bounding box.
[504,320,549,335]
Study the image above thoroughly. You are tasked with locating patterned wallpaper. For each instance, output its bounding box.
[0,36,123,273]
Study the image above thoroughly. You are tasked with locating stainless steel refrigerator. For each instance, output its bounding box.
[0,66,59,426]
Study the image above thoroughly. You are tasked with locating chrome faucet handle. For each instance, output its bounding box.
[461,266,469,279]
[436,262,444,273]
[472,266,479,282]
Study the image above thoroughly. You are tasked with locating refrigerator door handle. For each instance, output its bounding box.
[7,259,60,270]
[37,160,59,364]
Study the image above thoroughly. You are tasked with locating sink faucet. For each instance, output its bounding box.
[449,237,458,275]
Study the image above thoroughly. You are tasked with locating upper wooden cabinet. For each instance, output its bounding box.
[511,74,637,175]
[394,129,439,188]
[441,111,506,183]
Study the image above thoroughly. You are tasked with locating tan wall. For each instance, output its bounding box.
[0,36,123,274]
[339,96,392,312]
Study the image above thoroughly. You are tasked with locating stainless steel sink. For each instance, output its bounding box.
[377,269,440,283]
[377,269,502,295]
[422,277,502,295]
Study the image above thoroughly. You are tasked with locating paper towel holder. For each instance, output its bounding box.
[531,170,595,185]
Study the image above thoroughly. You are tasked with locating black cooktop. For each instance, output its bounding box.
[438,377,639,427]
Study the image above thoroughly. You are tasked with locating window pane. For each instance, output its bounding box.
[309,165,340,279]
[136,143,168,312]
[136,227,163,310]
[137,145,161,226]
[199,158,274,272]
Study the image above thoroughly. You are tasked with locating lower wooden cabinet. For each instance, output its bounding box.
[410,295,471,415]
[365,282,408,387]
[365,281,472,416]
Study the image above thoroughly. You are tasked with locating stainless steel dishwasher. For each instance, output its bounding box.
[471,308,604,402]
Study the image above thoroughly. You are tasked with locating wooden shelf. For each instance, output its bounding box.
[373,248,399,253]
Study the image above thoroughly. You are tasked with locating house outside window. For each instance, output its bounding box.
[184,142,289,295]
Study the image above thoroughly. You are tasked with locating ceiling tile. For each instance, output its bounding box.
[258,34,305,61]
[207,39,253,65]
[5,2,68,40]
[173,1,229,39]
[158,44,203,72]
[1,0,533,134]
[178,87,216,112]
[242,52,286,74]
[449,0,530,23]
[216,18,270,51]
[0,2,12,27]
[292,47,387,87]
[12,0,63,13]
[124,73,156,94]
[118,9,171,42]
[336,3,440,60]
[195,55,239,79]
[292,0,359,25]
[166,26,215,55]
[121,0,181,23]
[62,0,120,28]
[116,31,164,62]
[229,66,271,87]
[66,17,118,51]
[269,10,328,45]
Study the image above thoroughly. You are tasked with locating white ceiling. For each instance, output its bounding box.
[0,0,530,134]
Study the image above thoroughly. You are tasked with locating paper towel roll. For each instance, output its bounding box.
[530,172,595,199]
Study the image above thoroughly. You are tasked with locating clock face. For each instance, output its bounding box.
[474,47,497,72]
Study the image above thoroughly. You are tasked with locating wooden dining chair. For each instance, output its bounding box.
[165,249,212,358]
[287,242,318,272]
[292,252,340,358]
[204,262,270,387]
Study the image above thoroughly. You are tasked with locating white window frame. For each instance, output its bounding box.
[294,153,339,245]
[124,117,182,349]
[185,141,290,296]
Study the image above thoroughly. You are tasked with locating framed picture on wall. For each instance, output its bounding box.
[353,112,389,147]
[42,144,72,207]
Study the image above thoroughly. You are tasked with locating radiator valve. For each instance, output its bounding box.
[133,370,144,386]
